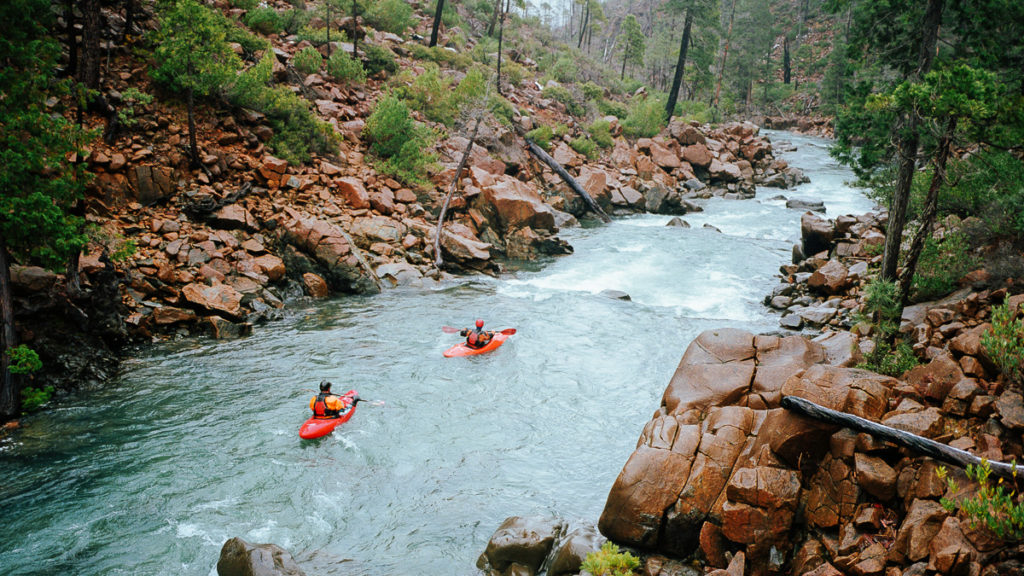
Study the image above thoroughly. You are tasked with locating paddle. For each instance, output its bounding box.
[354,397,385,407]
[442,326,517,335]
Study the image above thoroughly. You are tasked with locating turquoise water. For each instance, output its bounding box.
[0,132,872,575]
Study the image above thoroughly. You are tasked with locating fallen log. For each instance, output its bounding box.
[434,115,484,270]
[523,138,611,223]
[781,395,1024,480]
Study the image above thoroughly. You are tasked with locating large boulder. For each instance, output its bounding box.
[801,212,835,258]
[482,177,557,232]
[181,282,244,320]
[216,537,305,576]
[281,213,380,294]
[477,516,565,576]
[599,329,903,572]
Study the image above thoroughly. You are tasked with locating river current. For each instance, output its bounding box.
[0,132,875,575]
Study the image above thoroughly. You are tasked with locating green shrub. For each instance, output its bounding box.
[982,301,1024,385]
[408,43,473,70]
[570,136,598,159]
[910,231,979,302]
[622,94,666,138]
[502,60,526,86]
[7,345,42,375]
[364,92,435,185]
[525,124,553,150]
[327,50,366,83]
[292,46,323,74]
[231,0,258,9]
[296,26,333,45]
[223,19,270,52]
[856,278,919,377]
[671,99,713,124]
[597,98,629,119]
[542,84,584,116]
[582,81,605,101]
[365,0,413,35]
[939,461,1024,541]
[581,542,640,576]
[243,7,281,35]
[362,43,398,76]
[549,56,577,83]
[280,8,311,34]
[21,385,54,413]
[489,95,515,126]
[587,119,614,148]
[397,64,455,125]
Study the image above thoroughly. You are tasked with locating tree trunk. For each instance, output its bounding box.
[783,36,791,84]
[523,137,611,222]
[577,0,589,48]
[898,116,957,302]
[880,0,945,282]
[187,85,200,168]
[429,0,445,47]
[782,395,1024,480]
[66,0,78,78]
[78,0,102,89]
[713,0,737,113]
[352,0,359,58]
[435,116,484,269]
[621,49,627,80]
[487,0,501,36]
[665,9,693,121]
[496,0,508,94]
[326,5,332,59]
[0,236,18,419]
[123,0,136,43]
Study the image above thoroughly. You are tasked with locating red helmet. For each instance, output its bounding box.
[475,319,484,328]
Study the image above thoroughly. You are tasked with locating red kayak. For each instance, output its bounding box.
[443,332,510,357]
[299,389,358,439]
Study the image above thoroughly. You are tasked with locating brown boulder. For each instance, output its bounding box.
[649,141,681,169]
[212,204,259,231]
[253,254,286,281]
[334,177,370,209]
[477,516,565,576]
[181,282,243,320]
[801,212,835,259]
[904,354,964,401]
[682,143,712,168]
[808,260,850,295]
[281,214,379,294]
[10,265,57,293]
[896,499,949,561]
[216,536,305,576]
[482,177,556,232]
[854,453,897,501]
[301,272,329,298]
[151,306,197,325]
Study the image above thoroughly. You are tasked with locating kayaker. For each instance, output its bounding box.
[310,381,356,419]
[459,319,493,349]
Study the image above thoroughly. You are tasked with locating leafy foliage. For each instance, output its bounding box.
[856,278,918,377]
[939,461,1024,541]
[7,345,42,375]
[982,302,1024,385]
[153,0,242,100]
[569,136,598,159]
[0,0,92,269]
[363,92,435,185]
[910,230,978,302]
[587,119,614,148]
[243,6,282,34]
[362,43,399,76]
[622,94,667,138]
[364,0,413,35]
[293,46,323,74]
[581,542,640,576]
[327,50,366,83]
[524,125,554,150]
[541,84,584,116]
[20,385,53,413]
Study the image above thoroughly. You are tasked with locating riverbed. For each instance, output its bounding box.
[0,131,875,576]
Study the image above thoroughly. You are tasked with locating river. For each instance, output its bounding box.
[0,131,875,576]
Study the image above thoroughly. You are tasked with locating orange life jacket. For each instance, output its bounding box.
[312,392,342,419]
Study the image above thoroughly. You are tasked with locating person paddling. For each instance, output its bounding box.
[460,319,494,349]
[310,381,357,419]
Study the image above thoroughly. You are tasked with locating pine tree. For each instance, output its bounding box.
[152,0,241,167]
[0,0,93,418]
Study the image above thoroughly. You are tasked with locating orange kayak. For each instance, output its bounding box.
[299,389,358,439]
[443,332,510,357]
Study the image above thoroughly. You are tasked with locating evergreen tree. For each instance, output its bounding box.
[0,0,93,418]
[153,0,241,167]
[619,14,645,80]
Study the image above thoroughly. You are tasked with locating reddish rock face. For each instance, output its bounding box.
[181,282,244,320]
[808,260,850,295]
[334,177,370,209]
[301,272,329,298]
[481,177,556,232]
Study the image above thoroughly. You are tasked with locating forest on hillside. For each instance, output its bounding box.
[1,0,1023,416]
